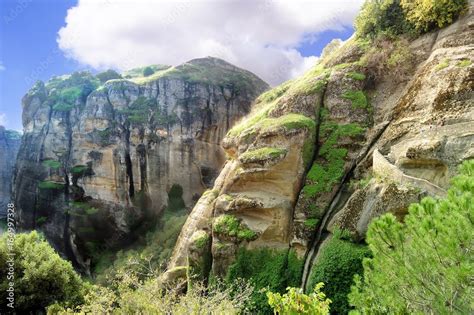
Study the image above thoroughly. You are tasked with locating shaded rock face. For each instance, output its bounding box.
[13,57,268,270]
[0,127,21,218]
[169,8,473,285]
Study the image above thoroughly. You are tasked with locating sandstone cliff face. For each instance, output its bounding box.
[0,127,21,218]
[168,8,473,286]
[13,57,268,270]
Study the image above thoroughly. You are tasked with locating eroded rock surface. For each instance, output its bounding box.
[13,57,268,270]
[0,127,21,218]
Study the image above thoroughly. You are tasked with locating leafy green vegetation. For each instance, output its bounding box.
[0,231,86,313]
[303,119,365,198]
[42,159,62,169]
[435,58,450,71]
[267,283,331,315]
[341,90,369,109]
[350,159,474,314]
[38,180,65,190]
[346,71,366,81]
[239,147,287,164]
[355,0,467,38]
[304,218,319,229]
[96,69,122,83]
[400,0,468,32]
[142,66,155,77]
[226,248,304,313]
[307,230,370,314]
[71,165,88,174]
[36,216,48,225]
[213,215,257,241]
[457,58,472,67]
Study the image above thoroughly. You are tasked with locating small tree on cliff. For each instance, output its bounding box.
[349,159,474,314]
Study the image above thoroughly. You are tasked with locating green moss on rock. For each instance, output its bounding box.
[213,214,257,242]
[38,181,64,190]
[239,147,287,164]
[342,90,369,109]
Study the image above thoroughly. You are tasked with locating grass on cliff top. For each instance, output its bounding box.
[239,147,287,164]
[129,59,265,93]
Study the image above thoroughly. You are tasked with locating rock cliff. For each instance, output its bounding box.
[0,127,21,218]
[13,57,268,270]
[168,7,473,288]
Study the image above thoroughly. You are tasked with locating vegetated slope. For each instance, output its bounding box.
[13,57,268,273]
[167,3,473,310]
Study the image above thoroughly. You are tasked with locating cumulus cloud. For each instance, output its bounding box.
[0,113,7,126]
[58,0,363,85]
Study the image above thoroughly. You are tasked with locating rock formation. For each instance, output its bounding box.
[168,6,473,288]
[0,127,21,218]
[12,57,268,270]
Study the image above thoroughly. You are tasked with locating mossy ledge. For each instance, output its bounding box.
[239,147,287,164]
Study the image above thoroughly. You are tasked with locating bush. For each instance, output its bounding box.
[349,159,474,314]
[355,0,414,38]
[400,0,468,32]
[49,269,253,314]
[226,248,303,313]
[142,66,155,77]
[267,284,331,315]
[0,231,86,313]
[96,69,122,83]
[307,231,370,314]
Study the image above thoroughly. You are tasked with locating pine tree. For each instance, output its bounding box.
[349,160,474,314]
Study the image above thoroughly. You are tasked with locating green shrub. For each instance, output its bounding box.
[42,159,62,169]
[400,0,468,32]
[457,58,471,67]
[213,215,257,242]
[142,66,155,77]
[38,181,65,190]
[349,159,474,314]
[0,231,86,313]
[71,165,88,174]
[307,233,370,314]
[267,284,331,315]
[435,58,450,71]
[355,0,414,38]
[226,248,303,313]
[52,103,74,112]
[96,69,122,83]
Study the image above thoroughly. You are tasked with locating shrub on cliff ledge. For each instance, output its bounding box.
[350,159,474,313]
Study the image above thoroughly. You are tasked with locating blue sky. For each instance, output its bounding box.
[0,0,358,131]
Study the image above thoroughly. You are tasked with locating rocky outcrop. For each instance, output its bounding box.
[13,57,268,270]
[0,127,21,218]
[168,6,473,288]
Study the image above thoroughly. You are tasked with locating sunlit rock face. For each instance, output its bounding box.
[12,57,268,270]
[0,127,21,218]
[169,8,473,285]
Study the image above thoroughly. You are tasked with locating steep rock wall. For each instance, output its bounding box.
[13,57,268,270]
[168,8,473,287]
[0,127,21,218]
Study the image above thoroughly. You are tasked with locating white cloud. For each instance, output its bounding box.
[58,0,363,85]
[0,62,5,71]
[0,113,7,126]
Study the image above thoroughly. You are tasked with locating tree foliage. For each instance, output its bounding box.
[349,159,474,314]
[267,283,331,315]
[0,231,86,313]
[308,230,370,314]
[355,0,467,38]
[400,0,468,31]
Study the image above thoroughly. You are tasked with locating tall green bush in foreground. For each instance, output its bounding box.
[267,283,331,315]
[0,231,86,313]
[349,160,474,314]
